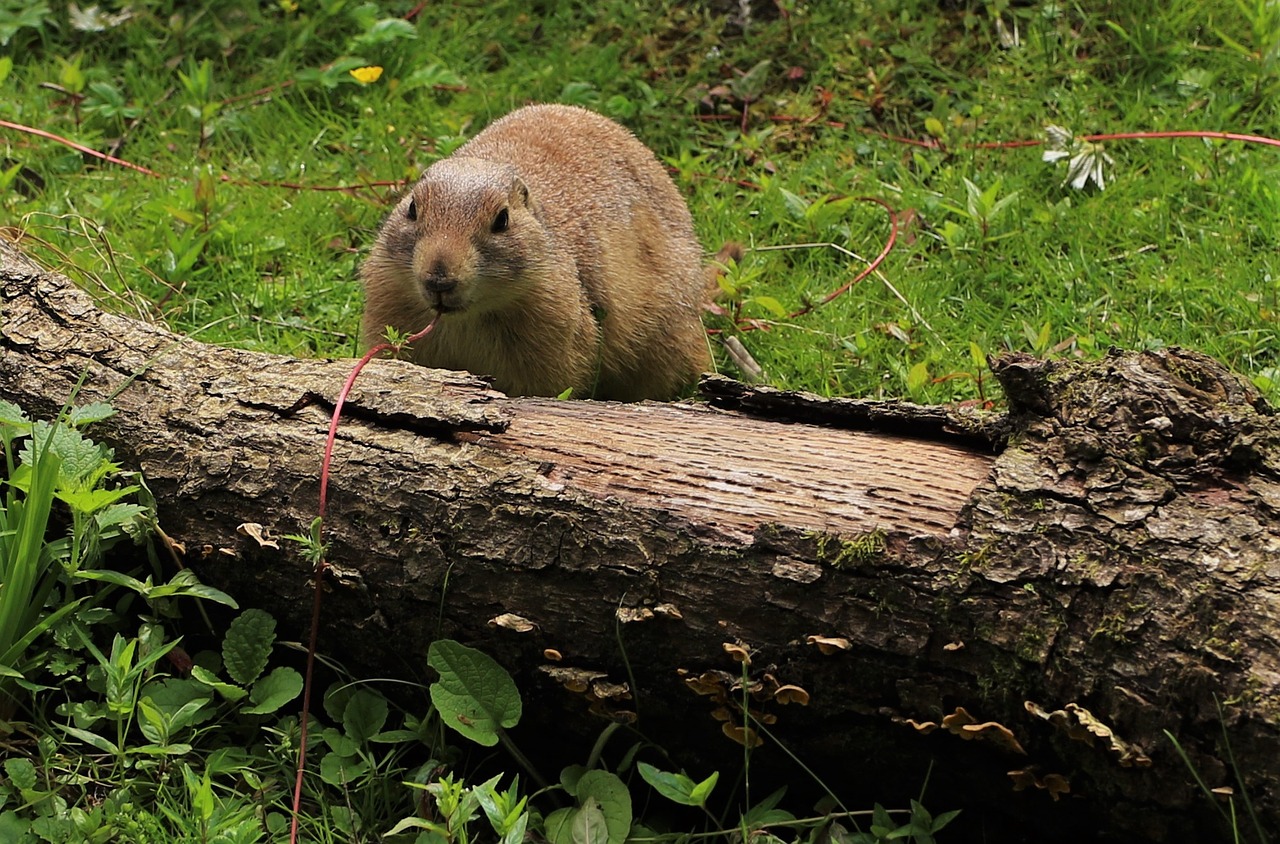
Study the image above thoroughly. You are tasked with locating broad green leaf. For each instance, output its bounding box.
[67,403,115,427]
[243,667,303,715]
[576,771,631,844]
[0,399,29,426]
[222,609,276,685]
[571,799,609,844]
[94,502,147,530]
[3,757,36,790]
[637,762,699,806]
[319,751,369,786]
[545,808,576,844]
[342,688,389,742]
[322,727,358,756]
[428,640,521,747]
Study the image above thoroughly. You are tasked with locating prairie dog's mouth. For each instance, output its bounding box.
[425,289,465,314]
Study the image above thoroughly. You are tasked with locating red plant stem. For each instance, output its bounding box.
[0,119,163,177]
[1082,129,1280,148]
[786,196,898,320]
[288,317,439,844]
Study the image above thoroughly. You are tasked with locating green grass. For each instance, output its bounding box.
[4,0,1280,404]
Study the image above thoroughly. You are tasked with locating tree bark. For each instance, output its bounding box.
[1,237,1276,843]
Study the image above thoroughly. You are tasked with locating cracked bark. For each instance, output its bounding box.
[2,237,1276,843]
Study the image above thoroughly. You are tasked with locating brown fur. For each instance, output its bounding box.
[360,104,727,401]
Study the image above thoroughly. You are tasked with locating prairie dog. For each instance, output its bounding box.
[360,103,731,401]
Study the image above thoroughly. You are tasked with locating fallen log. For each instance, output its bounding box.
[2,237,1276,842]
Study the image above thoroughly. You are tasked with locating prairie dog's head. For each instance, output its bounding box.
[362,157,547,316]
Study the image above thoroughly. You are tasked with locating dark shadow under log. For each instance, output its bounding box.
[2,237,1277,843]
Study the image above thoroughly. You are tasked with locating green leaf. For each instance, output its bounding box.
[571,799,609,844]
[751,295,788,318]
[57,724,120,754]
[575,771,631,844]
[319,751,369,787]
[242,667,303,715]
[428,640,521,747]
[968,341,986,370]
[906,361,931,393]
[222,608,276,685]
[689,771,719,806]
[342,688,389,742]
[0,810,31,840]
[779,188,809,219]
[67,403,115,427]
[94,502,147,530]
[637,762,700,806]
[57,485,139,516]
[545,808,576,844]
[0,399,29,426]
[322,727,358,756]
[190,666,249,701]
[3,757,36,790]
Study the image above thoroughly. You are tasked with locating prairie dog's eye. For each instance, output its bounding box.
[406,197,418,221]
[491,208,509,233]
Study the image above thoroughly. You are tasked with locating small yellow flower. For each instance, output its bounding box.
[349,66,383,84]
[278,0,298,12]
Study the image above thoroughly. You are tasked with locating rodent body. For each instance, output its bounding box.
[360,103,722,401]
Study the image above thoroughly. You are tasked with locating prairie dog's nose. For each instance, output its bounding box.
[424,272,457,294]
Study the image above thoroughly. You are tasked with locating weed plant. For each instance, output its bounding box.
[2,1,1278,404]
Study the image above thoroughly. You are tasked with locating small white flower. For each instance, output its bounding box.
[1043,125,1115,190]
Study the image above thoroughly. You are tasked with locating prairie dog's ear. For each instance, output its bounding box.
[510,175,531,207]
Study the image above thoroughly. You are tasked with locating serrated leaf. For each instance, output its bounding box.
[68,402,115,427]
[222,609,276,685]
[57,485,140,515]
[3,757,36,790]
[0,399,30,426]
[94,502,147,529]
[428,640,521,747]
[342,688,388,742]
[243,667,303,715]
[576,771,631,844]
